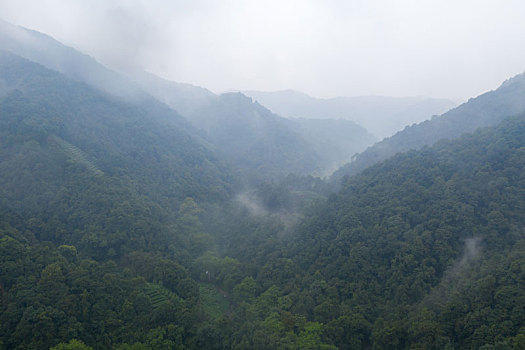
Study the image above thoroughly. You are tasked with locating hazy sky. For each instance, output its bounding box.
[1,0,525,100]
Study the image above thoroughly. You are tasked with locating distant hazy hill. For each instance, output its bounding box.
[243,89,457,139]
[130,73,377,180]
[186,92,325,180]
[128,70,217,117]
[332,71,525,182]
[0,20,375,180]
[128,68,323,179]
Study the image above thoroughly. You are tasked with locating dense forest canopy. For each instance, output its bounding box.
[0,21,524,350]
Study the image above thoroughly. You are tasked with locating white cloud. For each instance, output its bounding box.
[1,0,525,100]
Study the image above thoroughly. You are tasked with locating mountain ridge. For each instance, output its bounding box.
[0,20,376,181]
[243,89,457,138]
[332,69,525,182]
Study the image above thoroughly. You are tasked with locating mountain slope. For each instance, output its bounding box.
[0,20,378,180]
[291,118,377,174]
[187,92,325,180]
[130,71,338,180]
[0,20,351,181]
[0,51,246,349]
[130,72,327,179]
[0,18,147,102]
[179,107,525,350]
[0,51,236,253]
[128,70,216,118]
[132,74,378,180]
[269,114,525,349]
[243,89,457,138]
[333,71,525,181]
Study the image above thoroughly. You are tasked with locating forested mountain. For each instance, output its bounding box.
[243,89,457,139]
[0,50,235,251]
[131,74,377,180]
[289,114,525,348]
[127,72,323,180]
[0,20,375,180]
[0,50,241,349]
[184,92,325,180]
[203,114,525,349]
[0,49,334,349]
[333,71,525,181]
[1,18,525,350]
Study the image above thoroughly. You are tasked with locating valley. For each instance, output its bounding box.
[0,17,524,350]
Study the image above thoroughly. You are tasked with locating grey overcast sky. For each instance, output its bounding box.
[1,0,525,100]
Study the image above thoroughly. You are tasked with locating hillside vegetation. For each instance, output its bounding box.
[0,22,524,350]
[333,72,525,182]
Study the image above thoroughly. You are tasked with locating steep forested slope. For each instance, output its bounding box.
[275,114,525,349]
[0,51,237,253]
[333,72,525,181]
[149,111,525,350]
[183,113,525,349]
[0,51,241,349]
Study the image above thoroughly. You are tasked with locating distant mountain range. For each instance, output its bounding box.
[332,69,525,182]
[127,64,377,179]
[243,89,457,139]
[0,19,376,181]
